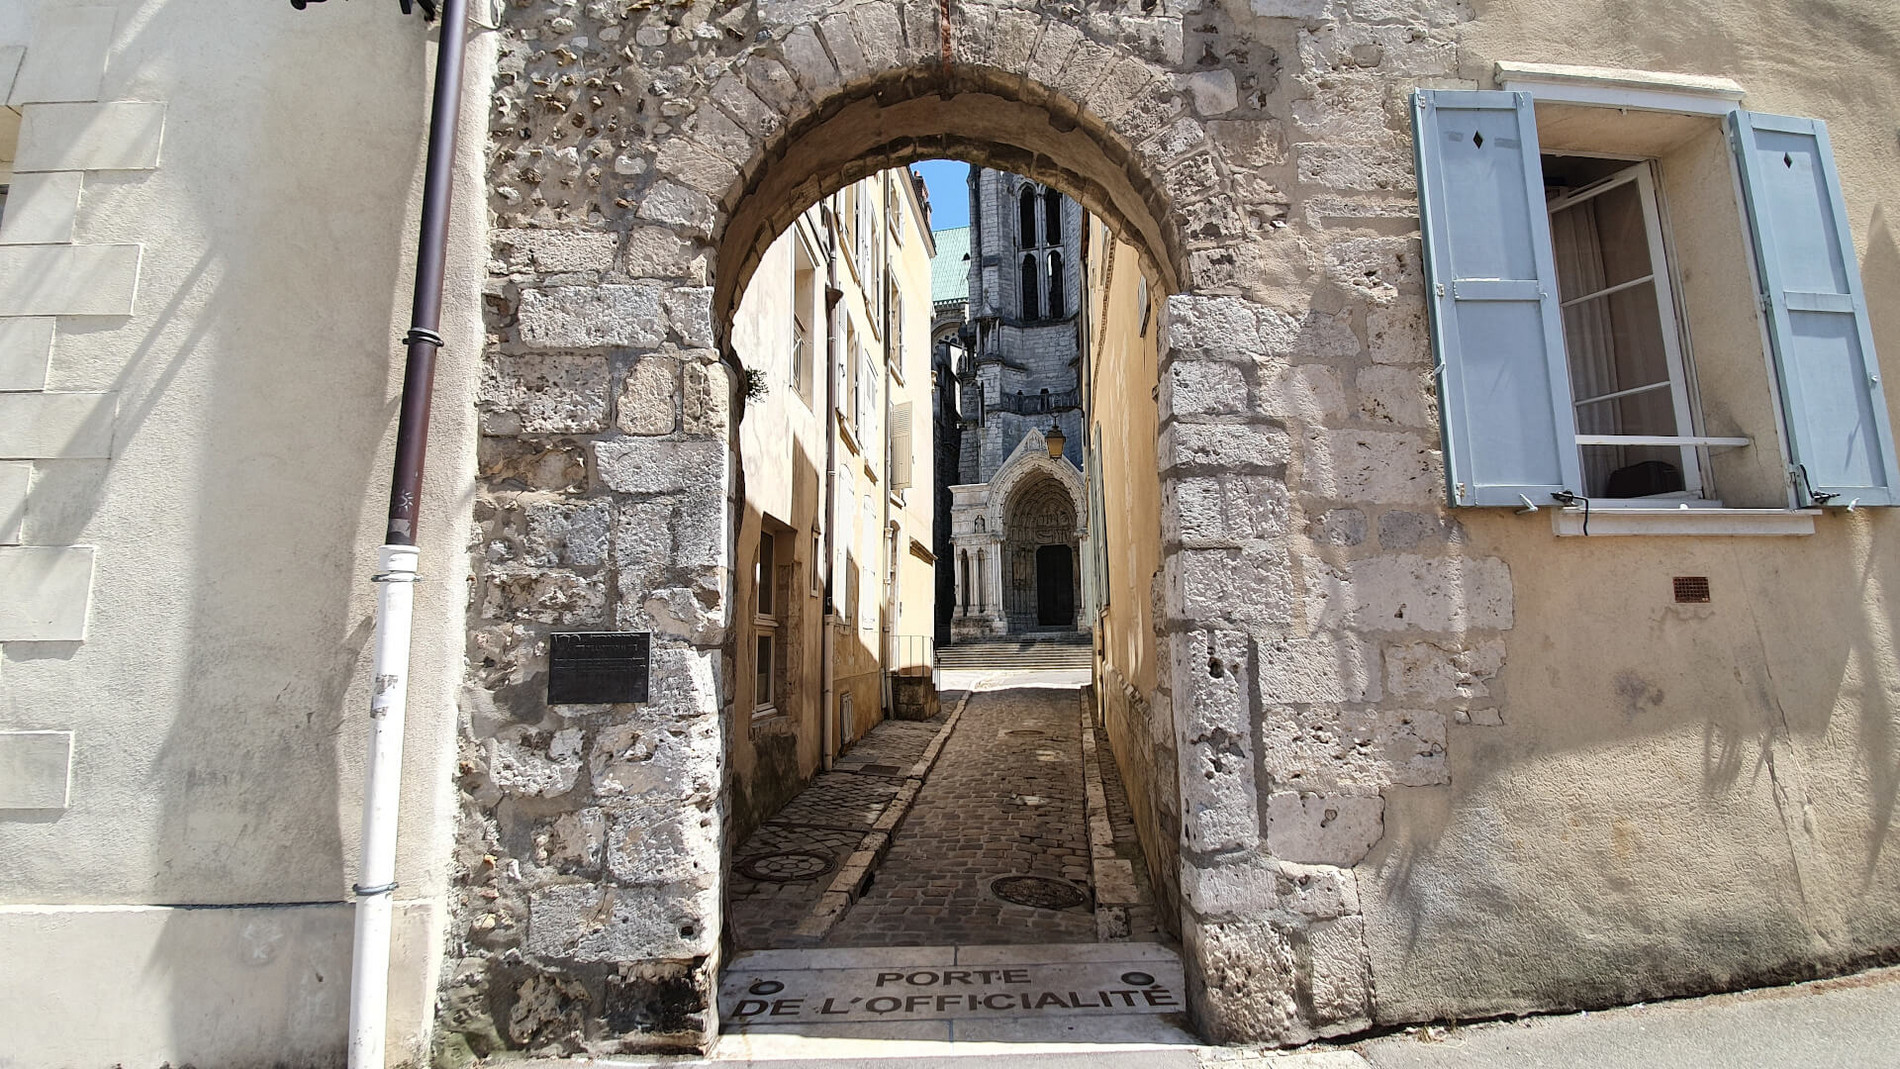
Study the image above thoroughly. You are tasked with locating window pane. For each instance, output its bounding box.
[757,531,775,616]
[1551,182,1653,302]
[755,635,773,707]
[1563,283,1675,428]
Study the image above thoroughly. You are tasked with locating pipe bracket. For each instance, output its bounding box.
[352,881,400,897]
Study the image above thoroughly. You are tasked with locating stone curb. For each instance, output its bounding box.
[1080,692,1139,941]
[790,689,974,942]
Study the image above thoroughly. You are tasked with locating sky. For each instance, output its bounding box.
[912,158,972,231]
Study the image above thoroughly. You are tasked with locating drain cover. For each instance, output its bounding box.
[991,875,1089,910]
[858,763,905,776]
[735,850,835,883]
[1003,729,1047,738]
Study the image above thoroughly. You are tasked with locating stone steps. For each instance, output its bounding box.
[938,637,1093,671]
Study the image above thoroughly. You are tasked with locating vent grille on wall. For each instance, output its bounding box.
[1673,576,1711,603]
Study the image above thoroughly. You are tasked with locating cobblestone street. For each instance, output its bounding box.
[726,680,1162,950]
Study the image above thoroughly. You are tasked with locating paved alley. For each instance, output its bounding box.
[725,677,1162,950]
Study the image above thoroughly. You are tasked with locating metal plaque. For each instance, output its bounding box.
[548,631,650,704]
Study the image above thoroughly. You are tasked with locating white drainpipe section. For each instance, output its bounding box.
[349,543,420,1069]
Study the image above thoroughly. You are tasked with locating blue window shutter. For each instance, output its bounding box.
[1731,111,1900,507]
[1412,90,1580,507]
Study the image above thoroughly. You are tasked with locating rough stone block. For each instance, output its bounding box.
[1251,0,1328,15]
[1324,235,1421,303]
[1257,364,1346,423]
[523,500,610,567]
[1309,508,1366,547]
[0,545,94,640]
[1305,553,1512,632]
[1027,20,1083,85]
[664,288,714,349]
[611,496,677,583]
[1265,790,1384,866]
[1305,429,1441,504]
[1376,509,1464,549]
[0,392,116,458]
[1163,547,1294,628]
[0,317,54,390]
[817,12,870,83]
[536,809,606,873]
[499,229,618,275]
[16,102,165,172]
[594,439,726,495]
[1298,141,1415,196]
[1356,365,1434,428]
[489,729,584,798]
[1305,916,1373,1032]
[1172,630,1260,854]
[1368,302,1430,364]
[638,180,717,234]
[605,804,721,888]
[1187,69,1238,116]
[780,25,840,96]
[518,284,667,349]
[589,703,722,803]
[0,171,81,244]
[10,6,114,104]
[525,883,717,963]
[656,137,739,199]
[1165,475,1288,546]
[0,245,140,316]
[0,730,74,808]
[622,227,707,282]
[1385,638,1505,703]
[1159,359,1249,419]
[0,462,27,543]
[1182,854,1363,923]
[1160,423,1291,472]
[1256,634,1381,704]
[681,359,730,438]
[1185,915,1302,1045]
[1262,705,1448,788]
[480,354,609,435]
[480,568,606,626]
[617,355,679,436]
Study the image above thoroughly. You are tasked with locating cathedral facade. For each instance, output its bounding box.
[945,168,1090,638]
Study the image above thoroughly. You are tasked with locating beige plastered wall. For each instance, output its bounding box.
[728,168,936,841]
[1085,218,1177,935]
[1360,0,1900,1020]
[0,2,493,1066]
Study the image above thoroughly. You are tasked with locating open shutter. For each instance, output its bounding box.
[1731,111,1900,506]
[890,402,913,489]
[1412,90,1580,507]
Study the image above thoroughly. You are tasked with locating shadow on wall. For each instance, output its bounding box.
[59,4,435,1060]
[1360,202,1900,1009]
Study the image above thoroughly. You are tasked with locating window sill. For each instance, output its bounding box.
[1551,507,1820,537]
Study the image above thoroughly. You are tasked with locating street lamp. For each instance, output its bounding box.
[1045,422,1066,459]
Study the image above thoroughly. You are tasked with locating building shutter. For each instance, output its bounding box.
[1412,90,1580,507]
[1731,111,1900,506]
[890,402,913,489]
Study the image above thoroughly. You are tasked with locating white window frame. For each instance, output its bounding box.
[1545,159,1708,502]
[753,529,780,717]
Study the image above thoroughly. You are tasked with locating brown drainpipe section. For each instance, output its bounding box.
[385,0,469,546]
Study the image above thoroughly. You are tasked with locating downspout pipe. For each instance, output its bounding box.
[821,198,843,770]
[350,1,469,1066]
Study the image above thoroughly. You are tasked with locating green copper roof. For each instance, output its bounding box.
[930,225,971,305]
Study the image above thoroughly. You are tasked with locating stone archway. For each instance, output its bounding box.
[456,1,1306,1058]
[1002,473,1080,631]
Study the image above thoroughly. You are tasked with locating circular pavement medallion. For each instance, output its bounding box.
[736,850,836,883]
[990,874,1090,911]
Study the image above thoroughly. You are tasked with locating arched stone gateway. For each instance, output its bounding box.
[459,0,1408,1057]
